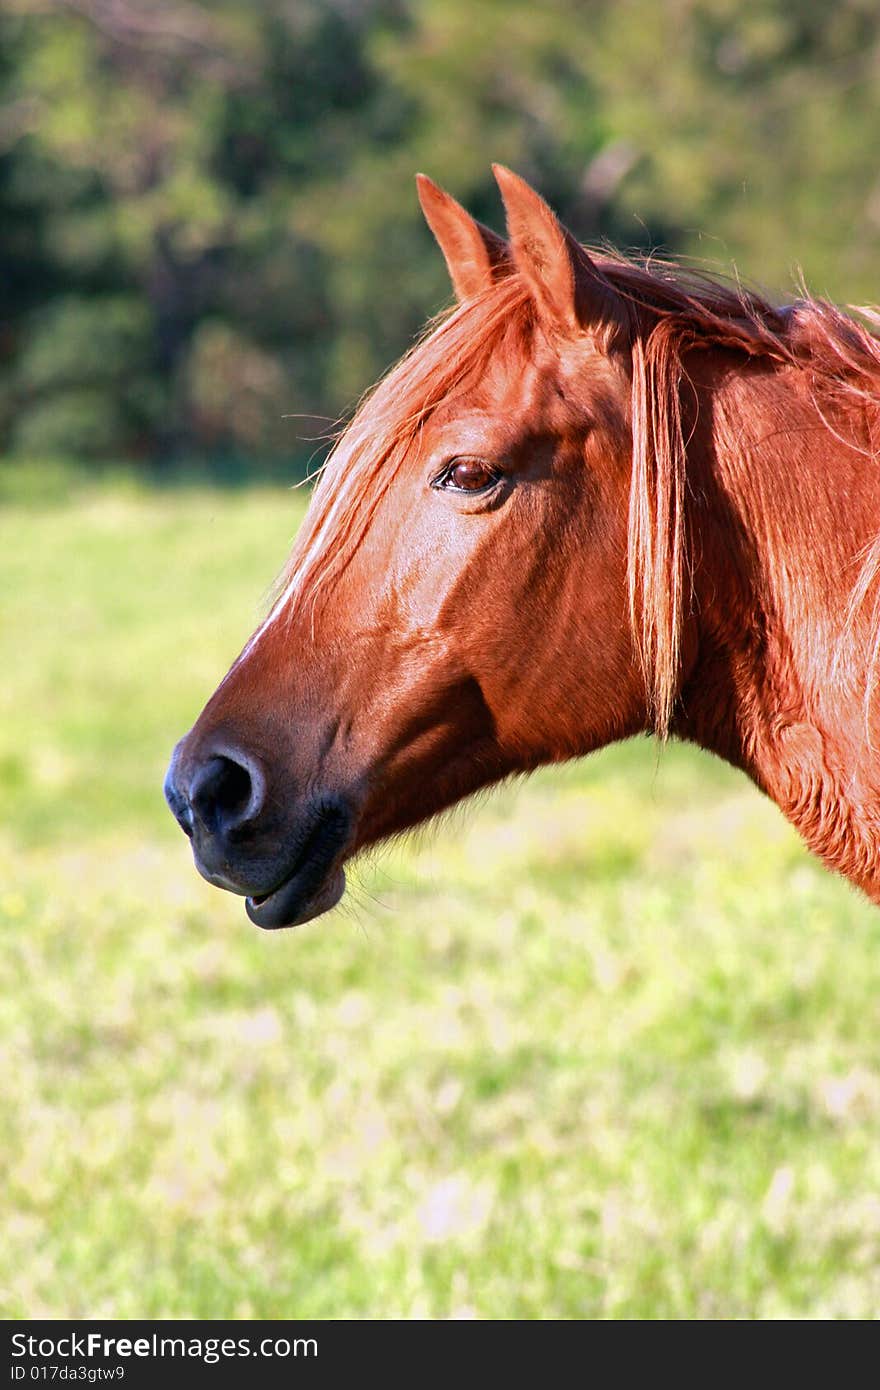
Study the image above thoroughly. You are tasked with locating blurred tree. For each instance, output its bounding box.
[0,0,878,464]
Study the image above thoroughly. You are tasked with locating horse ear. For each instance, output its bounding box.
[492,164,621,337]
[417,173,509,302]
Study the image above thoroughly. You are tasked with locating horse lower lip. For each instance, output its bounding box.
[244,803,352,929]
[245,865,346,930]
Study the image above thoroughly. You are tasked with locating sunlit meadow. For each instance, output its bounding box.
[2,471,879,1319]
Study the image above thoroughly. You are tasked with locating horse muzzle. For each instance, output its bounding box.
[243,804,350,929]
[164,737,354,929]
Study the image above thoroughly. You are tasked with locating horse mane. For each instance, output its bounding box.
[605,260,880,732]
[275,250,880,733]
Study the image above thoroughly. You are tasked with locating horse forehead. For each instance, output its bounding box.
[428,353,566,433]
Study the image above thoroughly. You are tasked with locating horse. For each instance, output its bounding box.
[164,165,880,929]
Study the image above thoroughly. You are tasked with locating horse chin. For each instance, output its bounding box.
[245,864,346,931]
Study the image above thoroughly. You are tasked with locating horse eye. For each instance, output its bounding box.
[438,458,499,493]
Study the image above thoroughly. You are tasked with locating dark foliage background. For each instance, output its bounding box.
[2,0,879,466]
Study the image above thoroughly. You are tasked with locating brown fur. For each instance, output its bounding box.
[173,169,880,922]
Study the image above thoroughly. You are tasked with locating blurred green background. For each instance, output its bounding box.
[2,0,880,1319]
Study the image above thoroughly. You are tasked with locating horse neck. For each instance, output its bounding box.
[675,350,880,897]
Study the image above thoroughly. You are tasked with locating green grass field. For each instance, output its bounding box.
[2,473,880,1319]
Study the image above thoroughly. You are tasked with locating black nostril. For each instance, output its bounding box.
[189,752,264,836]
